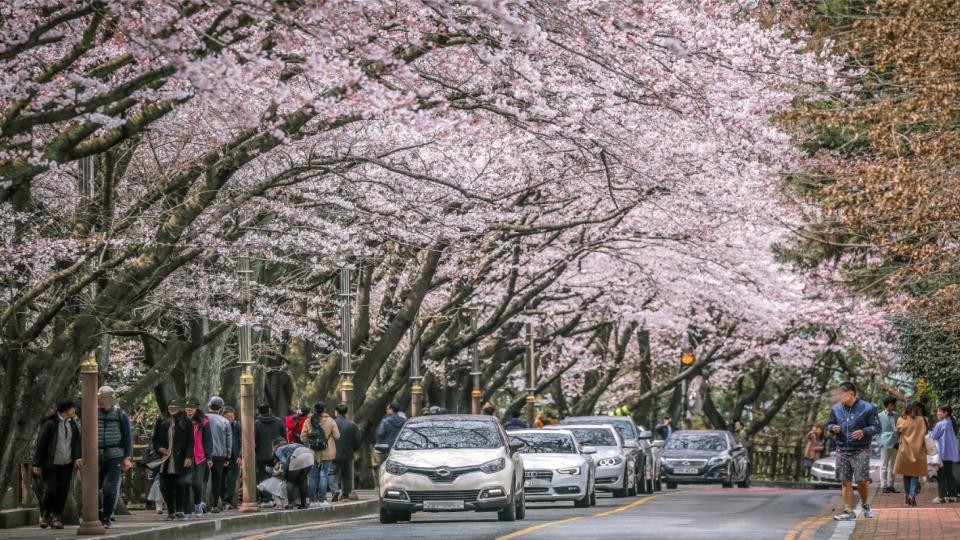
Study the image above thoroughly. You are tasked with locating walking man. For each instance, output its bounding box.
[827,382,880,521]
[332,403,361,501]
[96,386,133,529]
[33,399,82,529]
[205,397,232,512]
[877,396,899,493]
[222,406,242,509]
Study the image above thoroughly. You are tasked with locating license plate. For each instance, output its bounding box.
[674,467,699,474]
[423,500,465,511]
[524,478,550,488]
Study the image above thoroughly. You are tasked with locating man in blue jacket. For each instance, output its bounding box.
[826,381,880,522]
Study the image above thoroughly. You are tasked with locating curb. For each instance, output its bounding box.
[101,500,378,540]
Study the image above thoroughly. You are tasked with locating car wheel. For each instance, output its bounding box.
[628,473,638,496]
[516,488,526,520]
[737,471,751,488]
[379,506,398,524]
[397,511,413,522]
[637,464,648,494]
[666,481,677,490]
[498,496,518,522]
[590,489,597,506]
[575,492,591,508]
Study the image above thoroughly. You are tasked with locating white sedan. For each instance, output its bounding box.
[509,429,597,507]
[810,445,881,487]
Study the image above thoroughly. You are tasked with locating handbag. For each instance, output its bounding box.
[925,434,939,456]
[141,448,169,470]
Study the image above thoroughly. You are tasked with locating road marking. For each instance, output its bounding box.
[784,513,833,540]
[495,516,586,540]
[240,515,375,540]
[799,516,832,540]
[496,495,659,539]
[784,515,818,540]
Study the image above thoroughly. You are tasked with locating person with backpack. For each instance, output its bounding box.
[96,386,133,529]
[205,397,232,513]
[151,398,194,521]
[272,438,315,509]
[301,401,339,505]
[184,397,213,516]
[33,399,82,529]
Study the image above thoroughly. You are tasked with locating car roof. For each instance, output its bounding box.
[548,423,617,433]
[403,414,499,424]
[670,429,728,436]
[510,429,575,437]
[563,416,634,424]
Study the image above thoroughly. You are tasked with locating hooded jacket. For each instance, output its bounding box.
[254,414,287,462]
[376,413,406,447]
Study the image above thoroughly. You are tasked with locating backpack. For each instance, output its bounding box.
[307,418,329,452]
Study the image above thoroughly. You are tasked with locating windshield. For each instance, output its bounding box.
[567,427,617,447]
[567,418,635,440]
[665,433,728,452]
[510,432,577,454]
[393,421,503,450]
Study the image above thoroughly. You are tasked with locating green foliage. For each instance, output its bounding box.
[895,315,960,404]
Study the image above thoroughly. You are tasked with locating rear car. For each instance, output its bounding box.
[659,430,750,489]
[509,429,597,507]
[810,445,881,487]
[561,415,661,493]
[375,415,526,523]
[547,424,637,497]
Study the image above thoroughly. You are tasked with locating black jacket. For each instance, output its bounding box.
[229,420,242,463]
[376,414,406,446]
[254,414,286,462]
[503,418,527,431]
[334,416,361,461]
[34,416,81,469]
[151,414,194,472]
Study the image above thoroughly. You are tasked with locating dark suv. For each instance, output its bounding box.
[659,430,750,489]
[560,416,661,493]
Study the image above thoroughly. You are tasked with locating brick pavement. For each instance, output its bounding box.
[851,483,960,540]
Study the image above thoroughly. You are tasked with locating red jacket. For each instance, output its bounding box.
[286,414,308,443]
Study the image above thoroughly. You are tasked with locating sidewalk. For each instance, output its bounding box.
[852,485,960,539]
[0,491,376,540]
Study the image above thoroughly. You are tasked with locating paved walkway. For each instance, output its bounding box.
[0,491,375,539]
[852,483,960,539]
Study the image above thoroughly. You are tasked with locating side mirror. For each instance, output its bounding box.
[733,444,744,452]
[638,430,653,440]
[651,440,666,448]
[623,439,639,448]
[508,440,525,453]
[374,443,391,454]
[580,446,597,455]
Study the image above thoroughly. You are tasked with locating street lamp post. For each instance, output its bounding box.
[77,353,105,536]
[339,267,356,412]
[237,248,258,513]
[469,311,482,415]
[680,329,696,430]
[525,323,536,427]
[409,322,423,417]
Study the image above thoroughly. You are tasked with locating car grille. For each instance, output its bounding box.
[406,490,481,503]
[405,465,482,483]
[596,476,619,484]
[525,487,550,494]
[524,470,553,481]
[664,459,706,467]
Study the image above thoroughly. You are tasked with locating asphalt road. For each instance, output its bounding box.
[233,486,845,540]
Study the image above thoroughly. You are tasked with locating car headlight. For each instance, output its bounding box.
[598,457,623,467]
[480,458,506,474]
[384,460,408,475]
[708,457,729,466]
[556,467,581,475]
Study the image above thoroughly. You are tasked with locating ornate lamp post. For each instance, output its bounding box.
[77,353,105,535]
[237,248,258,513]
[339,267,356,411]
[409,321,423,417]
[525,323,536,427]
[469,311,482,415]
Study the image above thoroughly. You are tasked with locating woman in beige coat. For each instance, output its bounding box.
[301,401,340,504]
[895,402,928,506]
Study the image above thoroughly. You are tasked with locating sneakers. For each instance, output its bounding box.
[309,501,331,508]
[165,514,177,521]
[833,510,857,521]
[332,491,341,502]
[38,514,49,529]
[174,512,186,520]
[102,521,112,529]
[861,504,875,518]
[933,497,946,504]
[259,501,276,508]
[195,504,204,515]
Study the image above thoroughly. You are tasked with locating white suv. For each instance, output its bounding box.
[375,415,526,524]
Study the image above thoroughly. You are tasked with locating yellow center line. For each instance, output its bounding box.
[799,516,833,540]
[496,495,660,540]
[595,496,657,517]
[783,515,817,540]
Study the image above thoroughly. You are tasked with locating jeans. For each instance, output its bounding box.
[207,457,226,507]
[286,468,310,508]
[224,462,240,507]
[308,460,332,502]
[879,447,897,488]
[904,475,920,497]
[191,462,208,506]
[332,459,354,497]
[41,464,74,518]
[98,457,123,522]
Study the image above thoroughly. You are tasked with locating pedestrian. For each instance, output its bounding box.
[802,425,825,478]
[931,405,959,503]
[332,403,361,501]
[534,413,545,429]
[827,381,880,521]
[877,396,900,493]
[184,397,212,516]
[205,396,232,513]
[96,386,133,529]
[895,402,928,506]
[376,401,406,447]
[272,438,315,509]
[222,406,242,509]
[655,414,675,440]
[503,410,527,431]
[254,403,286,501]
[33,399,82,529]
[732,420,749,447]
[286,406,310,444]
[152,398,194,520]
[482,401,496,416]
[302,401,339,505]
